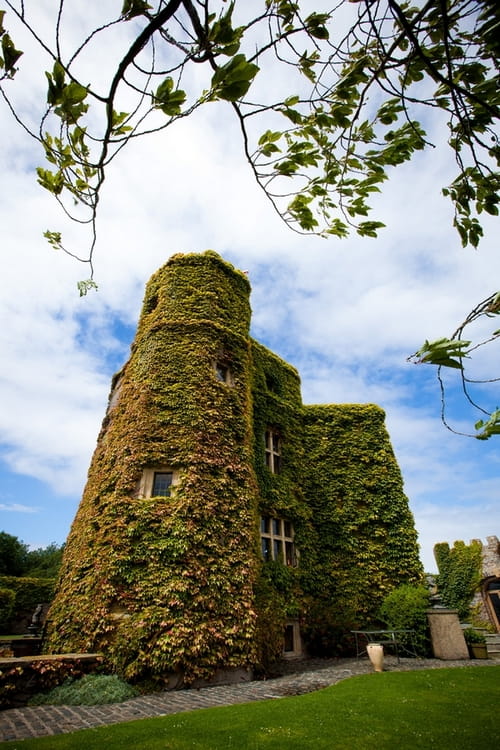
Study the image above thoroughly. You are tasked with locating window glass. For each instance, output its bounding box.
[261,537,271,562]
[260,516,296,566]
[152,472,173,497]
[215,363,228,382]
[264,428,282,474]
[285,541,295,566]
[273,539,283,562]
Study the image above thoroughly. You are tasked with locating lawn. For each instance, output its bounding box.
[3,666,498,750]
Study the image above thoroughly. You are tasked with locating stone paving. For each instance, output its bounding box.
[1,656,498,743]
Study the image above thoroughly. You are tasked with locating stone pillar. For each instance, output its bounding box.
[426,609,469,659]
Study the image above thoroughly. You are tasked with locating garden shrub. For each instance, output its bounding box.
[0,587,15,632]
[0,575,55,633]
[0,656,104,709]
[377,583,431,656]
[29,673,138,706]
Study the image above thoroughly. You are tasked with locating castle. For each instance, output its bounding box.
[46,251,422,684]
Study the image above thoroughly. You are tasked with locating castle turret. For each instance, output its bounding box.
[46,252,260,684]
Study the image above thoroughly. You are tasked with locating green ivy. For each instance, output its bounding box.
[46,251,422,679]
[434,540,483,620]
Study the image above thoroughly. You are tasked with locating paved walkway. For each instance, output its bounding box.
[1,656,498,742]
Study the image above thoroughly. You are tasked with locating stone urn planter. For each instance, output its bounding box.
[366,642,384,672]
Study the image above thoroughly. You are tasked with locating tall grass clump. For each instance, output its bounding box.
[29,674,138,706]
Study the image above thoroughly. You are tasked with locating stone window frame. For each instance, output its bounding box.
[260,516,297,567]
[264,428,282,474]
[138,466,179,499]
[213,358,233,385]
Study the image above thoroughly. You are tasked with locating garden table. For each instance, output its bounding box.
[351,629,418,662]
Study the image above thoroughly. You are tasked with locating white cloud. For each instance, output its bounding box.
[0,1,498,573]
[0,504,39,514]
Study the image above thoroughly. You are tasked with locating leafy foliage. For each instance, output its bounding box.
[29,673,138,706]
[0,575,55,634]
[409,293,500,438]
[434,539,483,619]
[0,531,28,576]
[0,656,104,709]
[46,251,422,680]
[377,583,431,656]
[1,1,498,435]
[0,1,497,275]
[0,533,64,579]
[0,587,15,630]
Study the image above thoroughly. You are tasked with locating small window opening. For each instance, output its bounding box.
[214,360,232,384]
[152,472,173,497]
[264,429,282,474]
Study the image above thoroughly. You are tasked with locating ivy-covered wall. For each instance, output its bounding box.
[434,540,483,620]
[46,250,422,681]
[299,405,422,650]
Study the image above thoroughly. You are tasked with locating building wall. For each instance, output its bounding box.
[46,251,423,682]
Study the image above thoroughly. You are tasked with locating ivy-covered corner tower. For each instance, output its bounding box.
[45,251,261,684]
[299,405,423,649]
[46,250,423,681]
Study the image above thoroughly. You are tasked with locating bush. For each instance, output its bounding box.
[0,575,55,634]
[29,673,138,706]
[0,587,15,631]
[0,656,104,709]
[463,627,486,645]
[377,584,431,656]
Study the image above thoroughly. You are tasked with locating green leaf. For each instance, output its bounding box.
[43,230,62,250]
[208,1,243,56]
[37,168,65,195]
[153,78,186,116]
[111,110,132,135]
[1,33,23,75]
[475,409,500,440]
[412,338,471,369]
[121,0,152,20]
[305,13,330,40]
[77,279,99,297]
[210,55,259,102]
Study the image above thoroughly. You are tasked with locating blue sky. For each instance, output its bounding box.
[0,1,499,572]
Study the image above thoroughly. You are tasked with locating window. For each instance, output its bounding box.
[152,472,173,497]
[260,516,296,566]
[283,621,302,658]
[264,429,281,474]
[137,467,178,499]
[213,360,232,384]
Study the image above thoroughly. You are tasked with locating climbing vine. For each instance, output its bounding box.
[434,539,483,620]
[46,250,422,678]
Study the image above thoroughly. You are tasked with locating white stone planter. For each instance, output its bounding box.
[366,642,384,672]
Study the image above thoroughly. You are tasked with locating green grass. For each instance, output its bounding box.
[28,674,138,706]
[3,666,499,749]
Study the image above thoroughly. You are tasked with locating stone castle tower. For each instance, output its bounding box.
[46,251,422,684]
